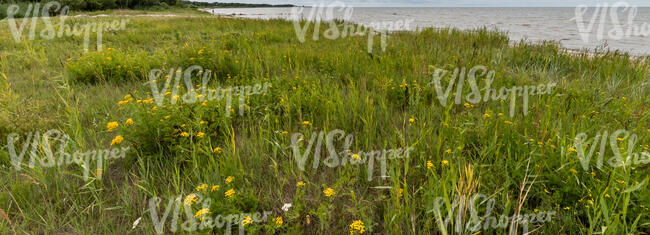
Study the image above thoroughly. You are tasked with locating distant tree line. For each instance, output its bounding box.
[0,0,293,19]
[184,1,295,8]
[0,0,181,11]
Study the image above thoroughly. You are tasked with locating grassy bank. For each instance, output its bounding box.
[0,8,649,234]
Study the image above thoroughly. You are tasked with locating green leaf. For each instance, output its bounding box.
[622,177,648,193]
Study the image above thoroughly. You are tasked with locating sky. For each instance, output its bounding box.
[194,0,650,7]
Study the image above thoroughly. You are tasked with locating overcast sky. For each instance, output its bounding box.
[194,0,650,7]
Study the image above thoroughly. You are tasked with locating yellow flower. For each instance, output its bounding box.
[504,120,514,125]
[463,102,471,108]
[241,216,253,226]
[194,208,210,220]
[213,147,223,153]
[426,161,434,169]
[297,181,305,187]
[569,168,578,174]
[117,100,129,106]
[483,113,491,118]
[164,91,172,96]
[107,122,119,132]
[111,135,124,146]
[183,194,198,205]
[445,149,452,154]
[409,117,415,123]
[211,185,220,192]
[442,160,449,166]
[616,137,623,141]
[200,121,206,125]
[563,207,571,210]
[498,113,504,117]
[323,187,336,197]
[349,220,365,234]
[225,176,234,184]
[302,121,311,126]
[124,118,134,126]
[196,184,208,192]
[352,154,360,160]
[281,131,289,135]
[274,216,283,227]
[224,189,235,198]
[180,132,189,137]
[568,148,577,152]
[197,132,205,138]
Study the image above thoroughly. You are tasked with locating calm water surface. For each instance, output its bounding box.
[207,7,650,55]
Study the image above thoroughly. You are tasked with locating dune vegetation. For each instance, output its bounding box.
[0,8,649,234]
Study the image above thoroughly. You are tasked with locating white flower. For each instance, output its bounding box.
[132,217,141,229]
[282,203,292,212]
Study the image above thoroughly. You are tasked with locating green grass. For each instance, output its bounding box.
[1,9,649,234]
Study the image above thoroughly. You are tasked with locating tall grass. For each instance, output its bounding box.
[0,10,649,234]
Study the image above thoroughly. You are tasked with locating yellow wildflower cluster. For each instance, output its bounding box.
[274,216,283,227]
[184,194,198,206]
[349,220,365,234]
[117,94,134,106]
[241,216,253,226]
[194,208,210,220]
[107,122,119,132]
[196,184,208,192]
[111,135,124,146]
[225,189,235,198]
[323,187,336,197]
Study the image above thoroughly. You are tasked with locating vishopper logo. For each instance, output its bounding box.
[5,129,129,181]
[148,65,271,117]
[572,1,650,43]
[570,129,650,171]
[428,65,557,117]
[429,193,556,233]
[290,129,412,181]
[147,194,272,234]
[290,1,413,53]
[5,1,129,52]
